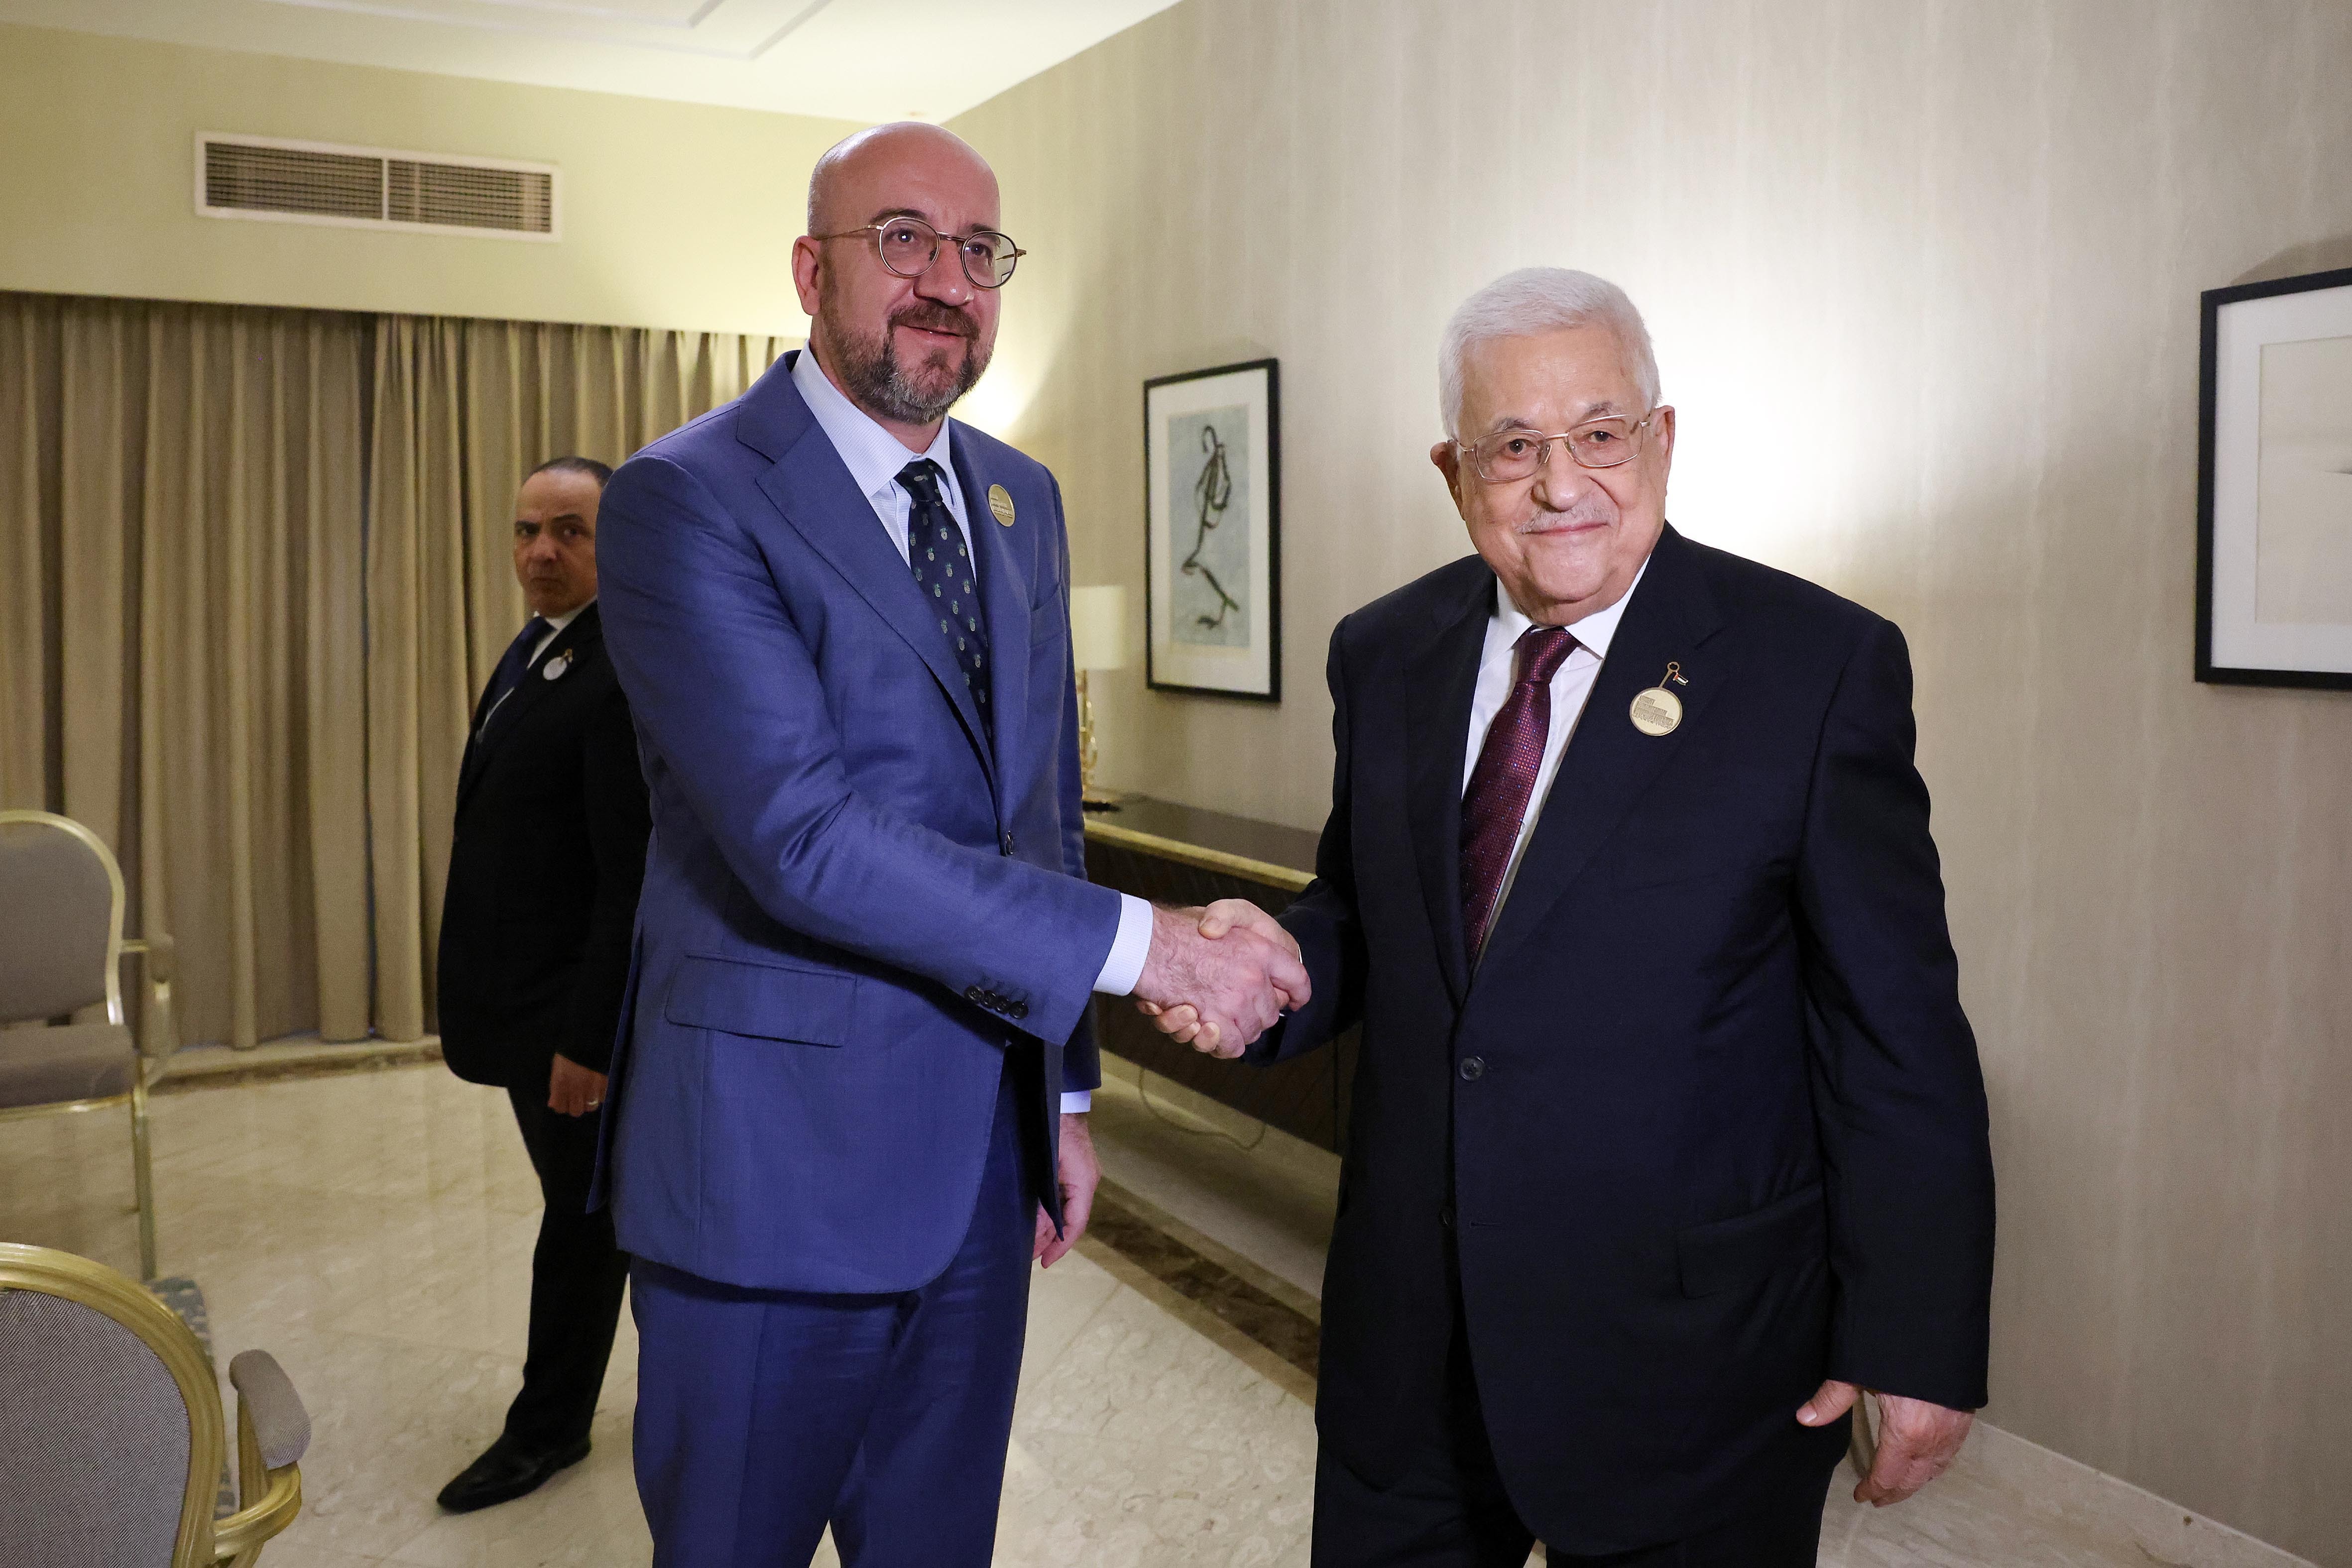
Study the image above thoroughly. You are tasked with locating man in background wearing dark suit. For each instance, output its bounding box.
[1150,269,1996,1566]
[433,455,651,1514]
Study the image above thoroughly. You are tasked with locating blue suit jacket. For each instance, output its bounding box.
[591,352,1121,1294]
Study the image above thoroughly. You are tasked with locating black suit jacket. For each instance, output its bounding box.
[437,602,651,1090]
[1261,525,1995,1553]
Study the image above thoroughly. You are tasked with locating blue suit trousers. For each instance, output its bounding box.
[629,1063,1035,1567]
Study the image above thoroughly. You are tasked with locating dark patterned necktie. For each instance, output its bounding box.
[1460,626,1578,957]
[897,459,992,747]
[478,615,548,735]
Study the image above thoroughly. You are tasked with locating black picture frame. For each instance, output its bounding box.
[1142,358,1282,702]
[2196,264,2352,690]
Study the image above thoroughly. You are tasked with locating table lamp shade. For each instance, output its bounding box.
[1069,585,1131,673]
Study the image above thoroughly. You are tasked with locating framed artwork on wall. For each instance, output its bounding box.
[1144,358,1281,701]
[2197,265,2352,688]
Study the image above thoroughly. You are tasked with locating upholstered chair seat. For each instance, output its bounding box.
[0,1021,140,1109]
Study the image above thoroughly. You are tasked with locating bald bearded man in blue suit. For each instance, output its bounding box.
[591,123,1305,1568]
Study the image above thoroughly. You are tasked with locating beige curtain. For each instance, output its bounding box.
[1,291,791,1047]
[0,293,371,1047]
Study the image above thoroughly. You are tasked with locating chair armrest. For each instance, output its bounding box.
[121,934,177,1061]
[122,933,174,981]
[228,1351,311,1469]
[216,1351,308,1564]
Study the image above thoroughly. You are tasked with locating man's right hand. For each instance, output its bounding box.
[1130,901,1308,1058]
[1131,900,1306,1057]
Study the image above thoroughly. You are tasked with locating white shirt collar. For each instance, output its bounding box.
[1490,552,1652,659]
[539,599,591,637]
[793,346,955,504]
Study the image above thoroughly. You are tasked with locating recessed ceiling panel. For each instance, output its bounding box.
[0,0,1183,120]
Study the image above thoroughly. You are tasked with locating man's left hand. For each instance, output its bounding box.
[1798,1380,1973,1506]
[1033,1112,1100,1268]
[548,1053,609,1118]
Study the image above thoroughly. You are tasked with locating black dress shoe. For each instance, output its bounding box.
[436,1434,592,1513]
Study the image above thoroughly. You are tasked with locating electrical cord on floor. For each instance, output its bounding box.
[1133,1055,1270,1152]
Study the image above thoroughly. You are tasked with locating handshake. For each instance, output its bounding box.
[1128,900,1309,1058]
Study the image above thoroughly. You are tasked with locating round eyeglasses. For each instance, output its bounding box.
[811,216,1027,289]
[1458,410,1664,483]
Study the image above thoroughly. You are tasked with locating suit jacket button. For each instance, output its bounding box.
[965,986,986,1005]
[1000,830,1015,856]
[1440,1204,1456,1229]
[1458,1057,1485,1082]
[1012,1002,1028,1020]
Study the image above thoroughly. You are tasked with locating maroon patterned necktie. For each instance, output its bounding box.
[1460,626,1578,957]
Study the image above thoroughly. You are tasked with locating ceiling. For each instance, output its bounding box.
[0,0,1184,123]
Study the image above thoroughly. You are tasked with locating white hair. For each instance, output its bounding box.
[1437,267,1660,439]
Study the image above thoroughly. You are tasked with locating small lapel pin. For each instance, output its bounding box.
[987,483,1016,527]
[542,652,572,682]
[1629,661,1688,737]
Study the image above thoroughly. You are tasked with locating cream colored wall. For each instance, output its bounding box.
[0,23,856,335]
[950,0,2352,1560]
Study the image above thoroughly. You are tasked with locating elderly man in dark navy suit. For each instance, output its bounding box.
[1151,268,1997,1567]
[434,456,651,1513]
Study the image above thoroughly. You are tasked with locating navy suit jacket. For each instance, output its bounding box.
[592,352,1121,1295]
[437,604,649,1088]
[1261,525,1996,1553]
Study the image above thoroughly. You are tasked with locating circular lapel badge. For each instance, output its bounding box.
[987,483,1016,527]
[1629,687,1682,736]
[541,652,572,681]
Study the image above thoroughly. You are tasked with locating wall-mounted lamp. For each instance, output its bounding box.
[1069,584,1129,811]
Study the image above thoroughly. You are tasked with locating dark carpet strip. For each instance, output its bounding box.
[1084,1187,1320,1383]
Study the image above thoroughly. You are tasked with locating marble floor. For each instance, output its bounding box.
[0,1052,2271,1567]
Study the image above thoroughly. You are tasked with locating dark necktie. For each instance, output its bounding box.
[898,459,992,747]
[1460,626,1578,957]
[478,616,548,735]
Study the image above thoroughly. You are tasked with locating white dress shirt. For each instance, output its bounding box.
[529,599,590,665]
[1460,556,1651,957]
[793,350,1152,1110]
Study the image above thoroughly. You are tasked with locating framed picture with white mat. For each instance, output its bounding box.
[2197,266,2352,689]
[1143,359,1281,701]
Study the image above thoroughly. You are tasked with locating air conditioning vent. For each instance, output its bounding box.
[197,134,559,241]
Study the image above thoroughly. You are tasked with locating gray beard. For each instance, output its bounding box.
[824,307,990,427]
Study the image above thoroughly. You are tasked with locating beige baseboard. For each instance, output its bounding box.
[1959,1421,2313,1568]
[155,1035,442,1093]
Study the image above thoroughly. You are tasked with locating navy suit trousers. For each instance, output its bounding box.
[629,1063,1035,1567]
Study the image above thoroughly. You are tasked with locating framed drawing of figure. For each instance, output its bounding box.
[1144,359,1281,701]
[2197,265,2352,689]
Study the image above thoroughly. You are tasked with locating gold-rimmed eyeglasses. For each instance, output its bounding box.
[811,216,1027,289]
[1458,410,1665,483]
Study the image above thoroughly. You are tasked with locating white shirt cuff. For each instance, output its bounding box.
[1091,893,1153,997]
[1059,1091,1092,1114]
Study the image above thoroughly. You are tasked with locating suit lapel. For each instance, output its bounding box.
[752,379,997,796]
[1402,570,1495,1009]
[950,429,1029,799]
[1473,526,1729,981]
[457,607,600,811]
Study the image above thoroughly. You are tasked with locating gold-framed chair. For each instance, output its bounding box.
[0,809,178,1281]
[0,1242,310,1565]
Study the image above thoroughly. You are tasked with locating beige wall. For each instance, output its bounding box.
[951,0,2352,1560]
[0,24,856,335]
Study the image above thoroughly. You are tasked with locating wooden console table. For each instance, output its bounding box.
[1083,797,1358,1153]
